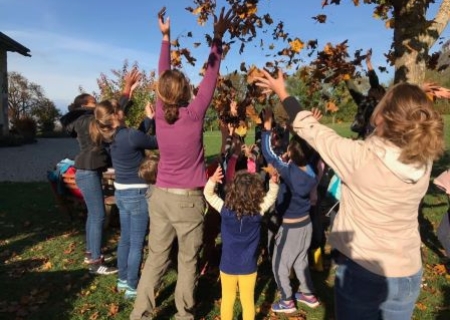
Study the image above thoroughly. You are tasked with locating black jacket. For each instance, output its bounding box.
[60,108,110,171]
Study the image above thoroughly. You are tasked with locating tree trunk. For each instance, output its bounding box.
[393,0,450,84]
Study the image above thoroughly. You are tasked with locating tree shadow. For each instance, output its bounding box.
[0,259,94,319]
[418,198,448,260]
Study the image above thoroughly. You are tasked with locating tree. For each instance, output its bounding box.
[31,98,61,132]
[321,0,450,85]
[96,61,157,128]
[8,72,44,123]
[8,72,60,133]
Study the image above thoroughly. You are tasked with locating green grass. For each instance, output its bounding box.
[0,119,449,320]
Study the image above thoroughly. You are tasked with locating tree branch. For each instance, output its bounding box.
[424,0,450,48]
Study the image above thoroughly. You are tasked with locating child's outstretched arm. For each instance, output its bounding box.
[366,49,380,89]
[259,174,279,215]
[203,166,225,213]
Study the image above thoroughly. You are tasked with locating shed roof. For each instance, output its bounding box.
[0,32,31,57]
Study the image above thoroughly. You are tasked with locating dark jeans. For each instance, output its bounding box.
[334,253,422,320]
[116,188,149,290]
[75,169,106,260]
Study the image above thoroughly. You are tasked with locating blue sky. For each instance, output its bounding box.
[2,0,449,112]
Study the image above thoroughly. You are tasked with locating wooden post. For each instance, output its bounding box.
[0,50,8,136]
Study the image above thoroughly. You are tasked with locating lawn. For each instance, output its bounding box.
[0,119,449,320]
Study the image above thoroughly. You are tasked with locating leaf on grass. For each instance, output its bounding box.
[432,264,447,275]
[42,261,52,270]
[89,311,99,320]
[416,302,427,311]
[108,303,119,316]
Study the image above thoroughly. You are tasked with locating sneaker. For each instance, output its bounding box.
[84,254,114,264]
[117,279,128,292]
[124,288,137,299]
[89,263,118,275]
[295,292,320,308]
[271,300,296,313]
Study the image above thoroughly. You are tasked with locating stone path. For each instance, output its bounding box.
[0,138,78,182]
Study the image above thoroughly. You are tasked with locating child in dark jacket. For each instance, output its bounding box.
[261,109,320,313]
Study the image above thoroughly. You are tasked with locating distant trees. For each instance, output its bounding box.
[8,72,61,134]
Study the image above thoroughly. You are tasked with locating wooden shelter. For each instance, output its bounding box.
[0,32,31,136]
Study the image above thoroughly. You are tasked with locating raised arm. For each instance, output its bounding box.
[255,69,302,123]
[365,49,380,89]
[137,102,156,134]
[158,10,170,75]
[203,166,225,213]
[259,109,289,178]
[188,8,234,119]
[259,178,279,215]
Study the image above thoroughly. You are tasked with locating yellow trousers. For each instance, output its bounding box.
[220,271,257,320]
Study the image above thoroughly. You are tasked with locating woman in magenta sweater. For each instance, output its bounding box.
[131,8,234,320]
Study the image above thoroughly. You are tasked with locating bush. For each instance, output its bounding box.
[0,133,25,147]
[11,116,37,144]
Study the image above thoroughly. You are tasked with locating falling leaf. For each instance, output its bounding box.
[312,14,327,23]
[289,38,304,53]
[385,18,395,29]
[247,66,265,84]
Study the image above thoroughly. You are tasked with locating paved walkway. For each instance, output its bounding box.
[0,138,78,182]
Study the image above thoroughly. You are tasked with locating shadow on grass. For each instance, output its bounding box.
[435,284,450,320]
[0,261,94,319]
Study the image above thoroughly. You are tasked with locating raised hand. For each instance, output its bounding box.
[123,69,142,97]
[213,7,235,39]
[158,7,170,39]
[211,166,224,184]
[145,102,155,119]
[255,69,289,101]
[311,107,323,122]
[262,108,273,131]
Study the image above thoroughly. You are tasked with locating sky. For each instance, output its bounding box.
[2,0,449,112]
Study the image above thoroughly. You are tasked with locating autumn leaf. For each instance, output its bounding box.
[262,164,277,176]
[416,302,427,311]
[289,38,304,53]
[235,121,248,137]
[326,101,339,113]
[246,105,262,124]
[247,66,265,84]
[42,261,52,270]
[312,14,327,23]
[385,18,395,29]
[108,303,119,317]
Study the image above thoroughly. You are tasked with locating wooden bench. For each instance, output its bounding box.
[51,171,118,228]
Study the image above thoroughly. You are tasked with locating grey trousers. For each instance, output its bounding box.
[272,219,315,301]
[130,187,205,320]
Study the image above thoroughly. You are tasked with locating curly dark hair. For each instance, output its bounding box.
[224,171,266,219]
